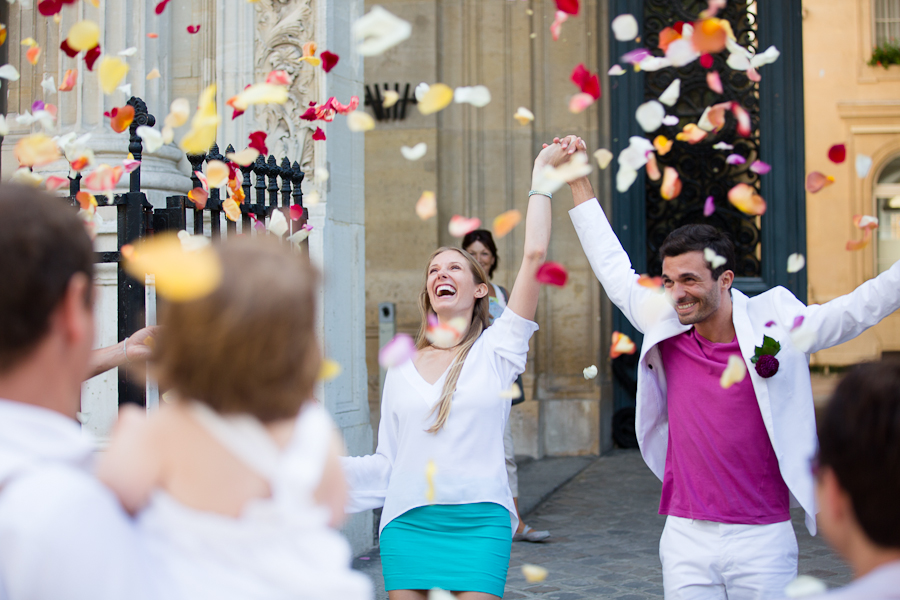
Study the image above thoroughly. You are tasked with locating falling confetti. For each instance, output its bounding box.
[448,215,481,237]
[425,315,468,348]
[846,215,878,251]
[321,50,340,72]
[608,64,626,76]
[514,107,534,125]
[704,247,727,269]
[856,154,873,179]
[298,41,320,66]
[346,111,375,132]
[226,148,259,166]
[611,14,639,41]
[180,84,219,155]
[379,333,416,368]
[569,92,596,114]
[583,365,598,380]
[453,85,491,107]
[0,64,20,81]
[536,151,593,193]
[704,195,715,216]
[187,24,201,34]
[749,160,771,175]
[352,6,412,57]
[267,209,289,238]
[725,154,745,165]
[123,233,222,302]
[570,64,601,100]
[312,127,326,141]
[660,167,682,200]
[14,133,61,167]
[720,354,747,389]
[550,10,568,41]
[416,191,437,220]
[382,90,400,108]
[492,209,522,239]
[728,183,766,216]
[319,359,342,382]
[66,20,100,51]
[522,564,549,583]
[609,331,636,358]
[555,0,578,14]
[400,143,427,161]
[594,148,613,169]
[827,144,846,164]
[786,253,805,273]
[418,83,454,115]
[658,79,680,106]
[98,57,130,94]
[535,262,568,287]
[146,68,161,80]
[638,274,664,288]
[805,171,834,193]
[424,460,437,503]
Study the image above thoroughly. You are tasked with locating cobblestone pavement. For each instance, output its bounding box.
[354,450,853,599]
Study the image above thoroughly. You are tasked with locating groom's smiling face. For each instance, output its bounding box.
[661,251,730,326]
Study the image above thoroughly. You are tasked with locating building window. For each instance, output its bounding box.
[875,0,900,46]
[875,155,900,274]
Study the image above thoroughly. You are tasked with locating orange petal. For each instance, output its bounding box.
[675,123,707,144]
[727,183,767,216]
[646,153,661,181]
[806,171,835,193]
[83,164,124,192]
[448,215,481,237]
[0,24,6,47]
[122,232,222,302]
[109,105,135,133]
[637,274,663,289]
[658,26,681,52]
[223,197,242,221]
[66,20,100,52]
[188,187,208,209]
[76,191,97,211]
[26,45,41,66]
[492,209,522,239]
[609,331,637,359]
[14,133,61,167]
[58,69,77,92]
[418,83,454,115]
[416,191,437,220]
[846,229,873,251]
[660,166,682,200]
[206,159,229,188]
[692,18,728,54]
[653,135,673,156]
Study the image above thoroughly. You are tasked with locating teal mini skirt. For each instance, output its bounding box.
[379,502,512,597]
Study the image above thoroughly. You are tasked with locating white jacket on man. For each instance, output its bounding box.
[570,199,900,535]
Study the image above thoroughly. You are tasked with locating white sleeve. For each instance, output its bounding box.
[569,199,663,334]
[789,259,900,354]
[339,380,397,513]
[480,308,539,384]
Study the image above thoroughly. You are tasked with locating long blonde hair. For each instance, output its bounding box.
[416,247,492,433]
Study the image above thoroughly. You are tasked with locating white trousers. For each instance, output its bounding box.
[659,516,798,600]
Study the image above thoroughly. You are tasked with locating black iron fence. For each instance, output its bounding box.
[67,96,307,408]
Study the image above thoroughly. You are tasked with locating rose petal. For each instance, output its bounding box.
[725,153,745,165]
[179,84,219,155]
[856,155,873,179]
[750,45,781,69]
[228,83,289,111]
[453,85,491,108]
[728,183,767,215]
[266,209,288,238]
[608,64,626,76]
[448,215,481,238]
[155,0,171,13]
[568,92,596,114]
[0,64,20,81]
[418,83,454,115]
[720,354,747,389]
[382,90,400,108]
[41,74,57,95]
[707,70,723,94]
[522,564,549,584]
[646,153,660,181]
[312,127,326,141]
[621,48,652,65]
[84,45,102,71]
[347,111,375,132]
[704,195,716,216]
[700,53,714,68]
[660,166,682,200]
[594,148,613,169]
[616,167,638,193]
[187,24,201,34]
[378,333,417,369]
[827,143,846,164]
[698,101,730,132]
[321,50,340,72]
[550,10,568,41]
[425,315,468,349]
[846,230,873,251]
[787,253,805,273]
[492,209,522,239]
[555,0,578,15]
[617,136,654,171]
[637,275,663,288]
[247,131,268,156]
[732,102,751,137]
[146,68,161,81]
[352,6,412,56]
[805,171,835,193]
[266,70,291,85]
[109,105,135,133]
[83,164,124,192]
[188,187,208,209]
[610,331,637,358]
[514,107,534,125]
[535,262,568,287]
[98,57,130,95]
[693,18,728,54]
[123,233,221,301]
[45,175,68,191]
[66,20,100,52]
[570,64,601,100]
[226,148,260,166]
[666,38,699,67]
[611,14,639,41]
[658,79,680,106]
[854,215,879,230]
[136,126,164,153]
[416,191,437,220]
[653,135,673,156]
[223,197,241,221]
[14,133,61,167]
[635,100,665,133]
[537,152,593,193]
[713,141,733,150]
[750,160,771,175]
[676,123,708,144]
[205,160,229,188]
[122,158,141,174]
[165,98,190,128]
[400,142,427,161]
[662,115,679,126]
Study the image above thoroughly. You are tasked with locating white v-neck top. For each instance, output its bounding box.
[341,309,538,534]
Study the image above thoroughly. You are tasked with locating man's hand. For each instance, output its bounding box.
[125,326,159,363]
[85,326,161,381]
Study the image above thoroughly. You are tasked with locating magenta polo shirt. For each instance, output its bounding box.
[657,328,790,524]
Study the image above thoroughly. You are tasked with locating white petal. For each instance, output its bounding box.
[617,136,654,171]
[635,100,665,133]
[118,47,138,57]
[611,14,638,41]
[267,208,289,238]
[658,79,681,107]
[414,82,430,102]
[638,56,672,72]
[41,74,56,95]
[750,45,781,69]
[608,64,626,76]
[712,141,734,150]
[0,64,20,81]
[616,167,638,192]
[727,52,751,71]
[698,106,716,132]
[583,365,598,380]
[0,115,8,136]
[542,152,593,184]
[704,247,726,269]
[665,39,699,67]
[428,589,456,600]
[400,142,427,161]
[15,112,36,126]
[352,6,412,57]
[790,320,817,354]
[784,576,827,599]
[662,115,679,126]
[136,126,165,153]
[118,83,132,97]
[453,85,491,107]
[593,148,613,169]
[786,253,805,273]
[856,154,873,179]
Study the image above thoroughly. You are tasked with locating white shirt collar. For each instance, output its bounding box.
[0,399,93,483]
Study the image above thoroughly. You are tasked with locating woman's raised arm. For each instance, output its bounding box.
[505,136,585,321]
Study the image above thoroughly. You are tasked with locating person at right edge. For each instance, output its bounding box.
[557,135,900,600]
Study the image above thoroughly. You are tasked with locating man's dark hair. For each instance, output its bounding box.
[659,224,736,281]
[461,229,499,278]
[0,184,94,373]
[818,360,900,548]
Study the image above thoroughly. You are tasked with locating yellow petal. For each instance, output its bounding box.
[165,98,190,128]
[522,564,549,583]
[382,90,400,108]
[14,133,61,167]
[228,83,288,111]
[20,37,37,48]
[226,148,259,167]
[319,359,342,381]
[66,20,100,52]
[123,233,222,302]
[98,57,130,95]
[180,124,217,154]
[720,354,747,389]
[417,83,454,115]
[146,68,161,81]
[492,209,522,239]
[593,148,613,169]
[653,135,673,156]
[415,191,436,220]
[222,197,241,221]
[346,111,375,132]
[206,160,229,188]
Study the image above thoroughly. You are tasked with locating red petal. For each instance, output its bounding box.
[555,0,579,15]
[312,127,326,141]
[60,39,79,58]
[38,0,62,16]
[828,143,846,164]
[571,63,589,88]
[300,107,318,121]
[187,24,201,34]
[231,108,245,120]
[290,205,303,221]
[321,50,340,73]
[673,21,686,35]
[248,131,268,156]
[700,53,714,69]
[84,44,102,71]
[535,262,569,287]
[570,64,601,100]
[154,0,171,14]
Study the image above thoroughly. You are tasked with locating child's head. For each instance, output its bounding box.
[155,236,320,422]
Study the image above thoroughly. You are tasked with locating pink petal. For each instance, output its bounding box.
[703,195,715,216]
[550,10,569,41]
[448,215,481,238]
[731,102,751,137]
[805,171,834,193]
[725,154,745,165]
[791,315,804,331]
[535,262,568,287]
[290,205,304,221]
[660,166,682,200]
[746,66,761,82]
[728,183,767,216]
[569,92,595,114]
[378,333,417,368]
[765,320,776,327]
[706,71,723,94]
[750,160,771,175]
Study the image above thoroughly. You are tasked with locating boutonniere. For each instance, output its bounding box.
[751,335,781,378]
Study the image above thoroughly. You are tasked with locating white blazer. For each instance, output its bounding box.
[570,199,900,534]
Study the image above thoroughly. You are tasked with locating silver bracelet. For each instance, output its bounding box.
[528,190,552,199]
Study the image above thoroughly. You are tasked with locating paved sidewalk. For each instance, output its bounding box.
[353,450,853,599]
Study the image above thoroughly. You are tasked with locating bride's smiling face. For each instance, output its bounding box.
[426,250,488,318]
